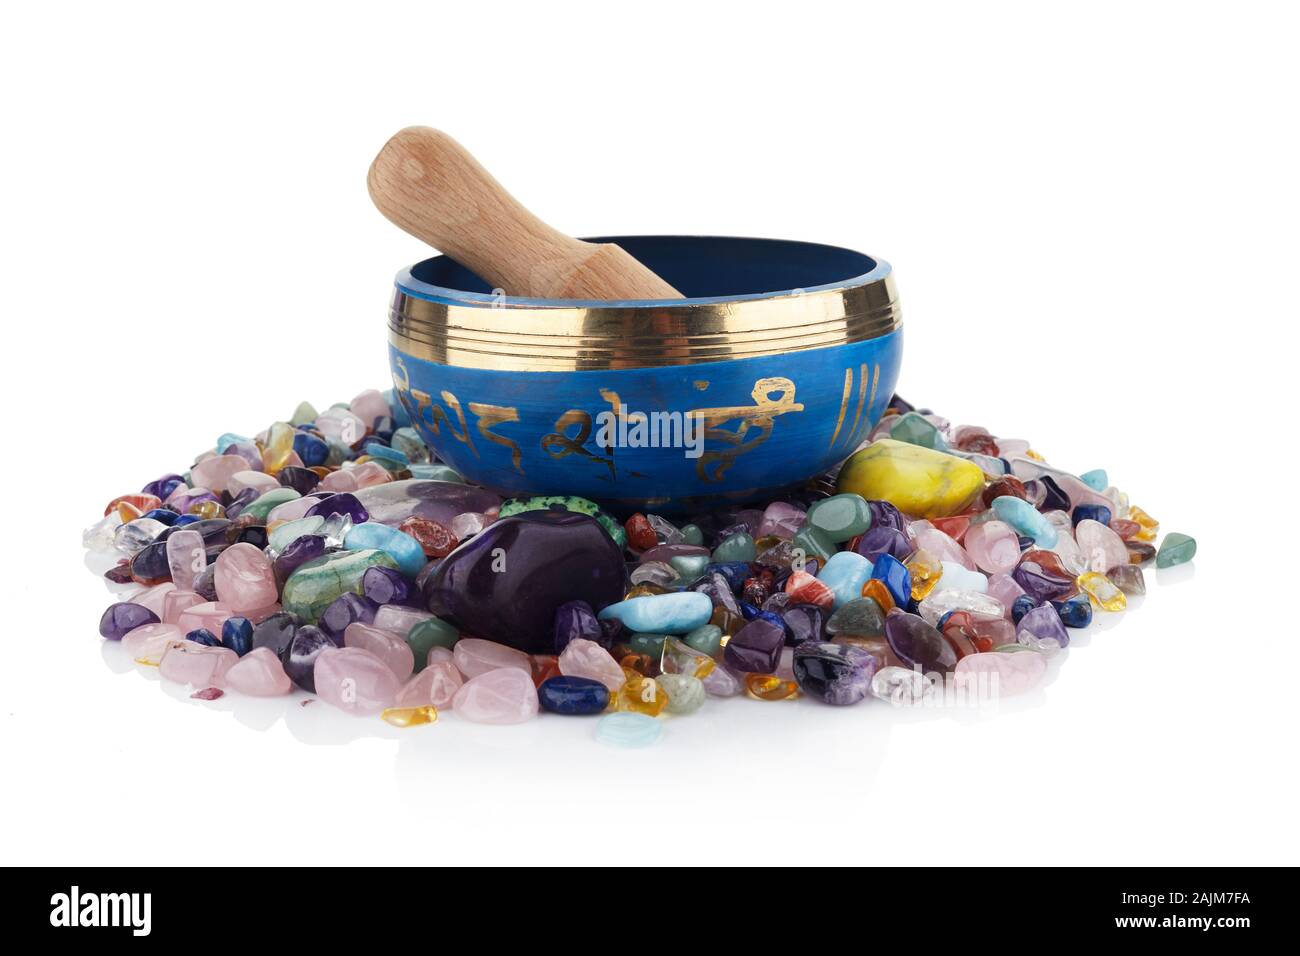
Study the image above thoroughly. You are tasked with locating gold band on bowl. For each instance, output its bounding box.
[388,274,902,372]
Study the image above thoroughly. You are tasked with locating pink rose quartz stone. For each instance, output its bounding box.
[176,601,233,636]
[397,661,463,709]
[317,469,359,494]
[344,622,415,681]
[349,389,391,427]
[450,512,489,540]
[228,470,280,496]
[913,528,977,571]
[451,668,538,724]
[224,648,292,696]
[427,646,456,667]
[558,638,626,692]
[165,529,206,592]
[986,573,1026,615]
[964,520,1021,574]
[122,623,183,660]
[373,604,434,637]
[129,583,177,619]
[162,589,205,625]
[351,461,393,488]
[757,501,806,540]
[954,650,1047,697]
[453,637,531,679]
[313,646,400,714]
[1075,518,1128,573]
[315,407,366,445]
[190,455,250,493]
[214,543,278,613]
[267,497,317,523]
[160,641,237,687]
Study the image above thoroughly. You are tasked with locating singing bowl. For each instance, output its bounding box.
[387,236,903,510]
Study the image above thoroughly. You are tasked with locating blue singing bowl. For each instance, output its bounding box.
[387,236,902,511]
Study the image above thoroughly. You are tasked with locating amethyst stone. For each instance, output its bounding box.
[553,600,603,654]
[362,565,419,607]
[884,611,957,675]
[723,618,785,674]
[793,641,877,705]
[352,479,501,528]
[273,534,327,580]
[1017,602,1070,649]
[278,466,321,496]
[281,625,333,693]
[1012,559,1074,603]
[306,492,369,524]
[781,603,827,645]
[854,525,913,564]
[319,592,378,642]
[424,511,625,654]
[252,612,299,658]
[99,602,160,640]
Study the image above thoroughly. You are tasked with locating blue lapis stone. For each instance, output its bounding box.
[1052,595,1093,629]
[817,551,874,609]
[705,562,751,593]
[598,591,712,634]
[538,676,609,715]
[1011,595,1037,624]
[343,522,427,578]
[173,514,202,527]
[870,553,911,608]
[293,430,330,467]
[142,508,179,526]
[186,627,222,647]
[1072,504,1113,528]
[221,616,254,656]
[1078,469,1108,491]
[738,601,761,621]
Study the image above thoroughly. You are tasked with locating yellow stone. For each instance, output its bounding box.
[1077,571,1127,612]
[624,583,668,599]
[1128,505,1159,542]
[906,547,943,600]
[836,439,985,519]
[618,676,668,716]
[381,705,438,727]
[861,579,896,614]
[744,674,801,701]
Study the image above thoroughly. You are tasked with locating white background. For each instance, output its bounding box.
[2,1,1296,866]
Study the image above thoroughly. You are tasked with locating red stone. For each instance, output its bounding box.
[398,515,459,558]
[625,513,658,551]
[982,476,1028,507]
[932,516,970,542]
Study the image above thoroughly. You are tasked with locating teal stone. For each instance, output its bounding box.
[290,401,318,426]
[683,623,723,656]
[498,495,626,549]
[806,494,872,543]
[408,463,463,482]
[344,522,427,578]
[991,495,1058,548]
[890,412,946,450]
[655,673,706,714]
[595,712,663,748]
[1078,469,1108,491]
[816,551,874,609]
[391,427,430,464]
[365,444,409,470]
[282,549,399,623]
[628,632,668,656]
[242,487,301,521]
[712,532,757,563]
[216,432,249,453]
[269,515,326,551]
[793,524,836,563]
[670,554,709,579]
[598,592,712,634]
[680,524,704,546]
[406,617,459,670]
[1156,532,1196,569]
[826,597,886,637]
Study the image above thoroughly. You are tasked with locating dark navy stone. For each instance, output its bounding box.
[221,616,254,656]
[870,553,911,608]
[235,525,269,549]
[1072,504,1113,528]
[553,600,602,654]
[293,430,330,467]
[1037,475,1070,513]
[1018,535,1035,551]
[1051,594,1093,628]
[1011,595,1037,624]
[142,474,185,500]
[142,508,179,526]
[186,627,222,647]
[98,602,159,641]
[173,514,202,527]
[129,540,172,583]
[704,562,751,593]
[281,625,332,693]
[538,675,610,715]
[738,601,760,621]
[251,611,298,658]
[278,466,321,496]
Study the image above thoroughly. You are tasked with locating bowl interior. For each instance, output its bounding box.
[403,235,882,307]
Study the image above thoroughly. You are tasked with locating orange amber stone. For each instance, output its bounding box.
[619,653,656,677]
[1128,505,1159,542]
[529,654,562,688]
[861,579,897,614]
[618,675,668,716]
[105,493,162,517]
[931,516,970,542]
[906,548,943,601]
[381,705,438,727]
[398,515,458,558]
[744,673,801,701]
[624,583,668,599]
[188,500,223,519]
[982,476,1028,507]
[116,501,144,523]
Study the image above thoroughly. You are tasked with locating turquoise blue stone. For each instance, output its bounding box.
[816,551,874,609]
[991,495,1058,548]
[269,515,326,552]
[408,463,464,482]
[343,522,427,578]
[1079,469,1108,491]
[595,712,663,748]
[216,432,249,454]
[366,443,409,468]
[598,592,712,634]
[538,676,609,715]
[870,553,911,608]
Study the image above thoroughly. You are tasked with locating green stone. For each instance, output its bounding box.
[628,632,668,656]
[670,554,709,579]
[406,617,460,670]
[241,487,301,522]
[281,549,399,623]
[408,463,462,482]
[391,427,430,464]
[712,532,757,563]
[792,524,836,563]
[683,623,722,657]
[826,597,886,637]
[890,411,946,450]
[290,401,318,426]
[268,515,326,551]
[498,495,627,549]
[806,493,873,543]
[680,524,704,546]
[1156,532,1197,569]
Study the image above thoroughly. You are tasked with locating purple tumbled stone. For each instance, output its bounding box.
[780,603,827,646]
[281,625,332,693]
[141,473,185,500]
[318,592,377,643]
[792,641,877,705]
[306,492,369,524]
[723,618,785,674]
[425,511,625,654]
[688,571,742,617]
[193,564,218,602]
[1011,560,1074,603]
[884,611,958,675]
[553,600,603,654]
[362,565,419,607]
[855,525,914,563]
[273,534,326,580]
[868,499,909,536]
[99,602,161,640]
[351,479,501,528]
[599,618,624,649]
[224,486,260,520]
[1016,602,1070,649]
[225,440,264,471]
